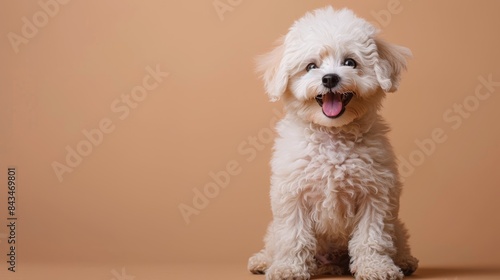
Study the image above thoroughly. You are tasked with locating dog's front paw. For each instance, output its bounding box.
[352,255,403,280]
[395,255,418,276]
[266,263,310,280]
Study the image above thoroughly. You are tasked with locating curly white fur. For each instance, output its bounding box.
[248,7,418,280]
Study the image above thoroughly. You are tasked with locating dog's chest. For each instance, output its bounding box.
[301,131,364,183]
[273,118,393,237]
[298,131,372,233]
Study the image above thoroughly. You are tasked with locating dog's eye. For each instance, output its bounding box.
[343,58,357,68]
[306,63,318,72]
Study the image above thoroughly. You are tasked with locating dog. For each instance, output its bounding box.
[248,7,418,280]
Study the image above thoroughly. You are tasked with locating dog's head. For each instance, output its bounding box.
[258,7,411,127]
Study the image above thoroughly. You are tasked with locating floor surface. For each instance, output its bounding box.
[1,263,500,280]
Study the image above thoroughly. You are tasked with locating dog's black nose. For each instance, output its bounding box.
[322,74,340,89]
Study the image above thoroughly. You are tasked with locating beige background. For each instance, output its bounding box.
[1,0,500,279]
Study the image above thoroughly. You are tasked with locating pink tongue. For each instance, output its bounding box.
[322,92,343,117]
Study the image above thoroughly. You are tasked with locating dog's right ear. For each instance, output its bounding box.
[256,38,288,102]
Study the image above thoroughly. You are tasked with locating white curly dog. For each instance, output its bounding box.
[248,7,418,280]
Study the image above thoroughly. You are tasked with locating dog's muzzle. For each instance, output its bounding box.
[315,91,354,118]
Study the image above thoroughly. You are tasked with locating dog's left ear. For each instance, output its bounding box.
[374,38,412,93]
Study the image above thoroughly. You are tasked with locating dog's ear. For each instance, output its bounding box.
[374,38,412,93]
[256,37,288,102]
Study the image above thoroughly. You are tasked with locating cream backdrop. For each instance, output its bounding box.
[1,0,500,275]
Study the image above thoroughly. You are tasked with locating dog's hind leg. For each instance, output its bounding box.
[248,222,274,274]
[393,218,419,276]
[248,249,270,274]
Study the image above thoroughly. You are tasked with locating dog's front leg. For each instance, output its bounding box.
[265,192,316,280]
[348,199,403,280]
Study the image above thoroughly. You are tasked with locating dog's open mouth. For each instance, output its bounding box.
[315,91,354,118]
